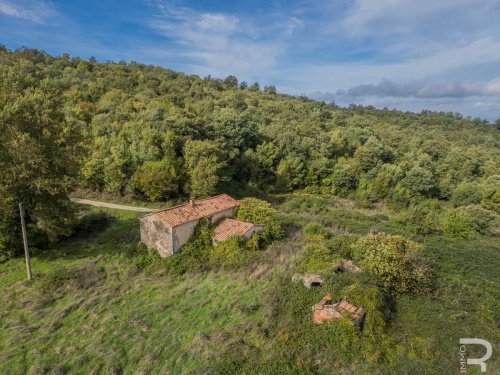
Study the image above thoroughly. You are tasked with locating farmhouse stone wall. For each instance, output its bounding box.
[209,207,237,225]
[141,205,240,257]
[170,208,236,253]
[172,219,200,253]
[243,224,264,239]
[140,215,173,257]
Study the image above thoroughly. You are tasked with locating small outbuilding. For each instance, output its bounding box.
[212,218,264,245]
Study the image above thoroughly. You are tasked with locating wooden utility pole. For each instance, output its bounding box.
[19,203,32,281]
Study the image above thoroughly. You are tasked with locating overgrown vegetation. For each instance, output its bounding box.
[440,208,476,239]
[0,71,81,259]
[352,233,432,295]
[1,47,499,260]
[0,196,499,374]
[235,197,283,247]
[0,45,498,374]
[134,198,282,275]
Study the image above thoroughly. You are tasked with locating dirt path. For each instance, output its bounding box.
[70,198,157,212]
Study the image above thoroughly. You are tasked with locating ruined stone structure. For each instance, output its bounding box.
[292,273,324,289]
[312,295,366,325]
[140,194,262,257]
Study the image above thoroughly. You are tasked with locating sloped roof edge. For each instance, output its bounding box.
[141,194,239,227]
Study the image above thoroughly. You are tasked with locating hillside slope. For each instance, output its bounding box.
[1,47,499,260]
[1,46,498,202]
[1,197,499,374]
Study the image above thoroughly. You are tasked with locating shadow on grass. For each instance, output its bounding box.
[33,210,141,262]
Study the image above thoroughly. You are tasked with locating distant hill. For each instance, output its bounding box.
[0,46,498,231]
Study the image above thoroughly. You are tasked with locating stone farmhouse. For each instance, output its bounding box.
[139,194,263,257]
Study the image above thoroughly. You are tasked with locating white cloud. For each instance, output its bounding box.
[144,1,298,80]
[196,13,238,32]
[329,77,500,99]
[270,35,500,98]
[285,16,303,36]
[0,0,55,23]
[304,0,500,84]
[340,0,498,37]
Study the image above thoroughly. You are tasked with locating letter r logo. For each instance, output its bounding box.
[459,338,493,372]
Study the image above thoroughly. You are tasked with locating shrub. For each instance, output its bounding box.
[298,242,340,273]
[480,176,500,213]
[162,242,209,275]
[303,222,329,241]
[326,235,357,258]
[331,158,360,196]
[440,209,475,238]
[276,156,306,191]
[133,243,160,272]
[456,205,498,235]
[209,236,256,269]
[352,233,432,295]
[236,197,283,246]
[451,182,483,207]
[39,262,104,294]
[281,195,329,215]
[400,166,435,196]
[398,204,440,235]
[71,210,113,236]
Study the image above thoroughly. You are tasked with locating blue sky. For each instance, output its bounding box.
[1,0,500,121]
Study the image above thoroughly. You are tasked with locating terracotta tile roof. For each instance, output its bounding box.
[212,218,256,242]
[144,194,239,227]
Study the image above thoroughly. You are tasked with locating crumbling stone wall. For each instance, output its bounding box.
[209,207,237,226]
[140,215,173,257]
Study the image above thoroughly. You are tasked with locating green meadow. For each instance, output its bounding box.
[1,195,498,374]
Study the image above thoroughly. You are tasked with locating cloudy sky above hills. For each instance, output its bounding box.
[1,0,499,121]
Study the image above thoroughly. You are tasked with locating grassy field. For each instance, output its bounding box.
[0,195,498,374]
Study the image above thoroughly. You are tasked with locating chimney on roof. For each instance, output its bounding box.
[189,199,194,207]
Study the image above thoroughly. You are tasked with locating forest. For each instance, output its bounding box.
[0,45,499,258]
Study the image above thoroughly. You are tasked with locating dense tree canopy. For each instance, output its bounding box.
[0,47,498,257]
[0,63,82,257]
